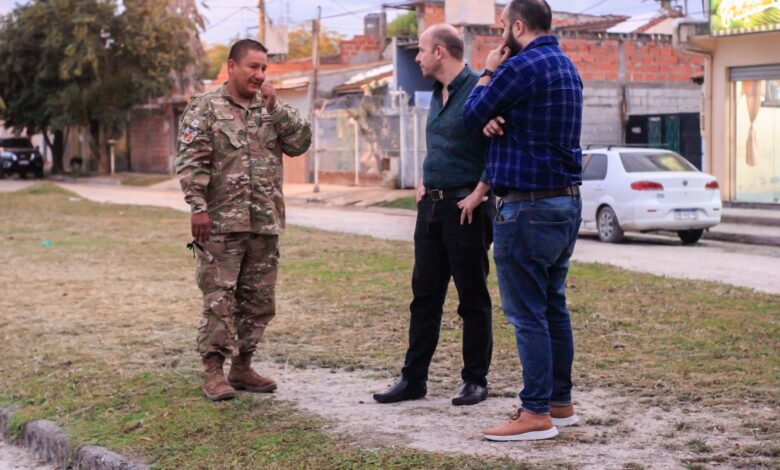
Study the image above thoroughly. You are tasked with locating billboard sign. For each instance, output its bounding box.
[710,0,780,36]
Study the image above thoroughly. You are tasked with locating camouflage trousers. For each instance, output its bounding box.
[194,232,279,357]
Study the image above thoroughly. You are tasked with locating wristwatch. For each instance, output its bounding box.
[480,69,494,78]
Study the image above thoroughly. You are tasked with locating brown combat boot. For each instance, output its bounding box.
[228,353,277,393]
[202,353,236,402]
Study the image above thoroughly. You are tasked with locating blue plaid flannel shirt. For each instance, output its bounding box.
[463,36,584,193]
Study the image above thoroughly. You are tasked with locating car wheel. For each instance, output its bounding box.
[34,168,44,179]
[597,206,624,243]
[678,229,704,245]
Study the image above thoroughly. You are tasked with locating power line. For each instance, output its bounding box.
[579,0,610,14]
[204,7,252,32]
[325,0,364,19]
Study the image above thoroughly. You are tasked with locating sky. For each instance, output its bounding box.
[0,0,709,45]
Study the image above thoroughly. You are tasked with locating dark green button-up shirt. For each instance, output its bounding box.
[423,65,489,190]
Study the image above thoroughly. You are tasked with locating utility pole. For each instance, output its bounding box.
[257,0,266,43]
[309,7,322,192]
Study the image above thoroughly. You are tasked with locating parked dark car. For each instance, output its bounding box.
[0,137,44,179]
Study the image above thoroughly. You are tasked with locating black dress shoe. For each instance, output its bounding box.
[373,379,427,404]
[452,382,488,406]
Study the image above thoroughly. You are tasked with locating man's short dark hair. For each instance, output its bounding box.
[228,39,268,63]
[507,0,552,34]
[432,28,464,61]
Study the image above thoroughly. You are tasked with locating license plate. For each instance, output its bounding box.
[18,160,29,166]
[675,209,698,220]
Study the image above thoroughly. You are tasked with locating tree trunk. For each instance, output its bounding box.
[42,130,65,175]
[88,120,104,173]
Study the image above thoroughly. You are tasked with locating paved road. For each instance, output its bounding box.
[4,180,780,295]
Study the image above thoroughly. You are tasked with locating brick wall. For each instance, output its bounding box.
[339,34,383,64]
[467,34,703,84]
[416,2,703,83]
[129,107,177,174]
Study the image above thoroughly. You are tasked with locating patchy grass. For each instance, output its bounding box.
[374,195,417,211]
[119,174,172,187]
[1,184,779,468]
[0,185,526,469]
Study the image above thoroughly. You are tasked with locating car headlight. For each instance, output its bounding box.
[0,151,16,161]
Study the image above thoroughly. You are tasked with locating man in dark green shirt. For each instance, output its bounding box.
[373,24,493,407]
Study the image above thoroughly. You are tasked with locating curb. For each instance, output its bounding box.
[703,231,780,247]
[0,408,145,470]
[721,214,780,228]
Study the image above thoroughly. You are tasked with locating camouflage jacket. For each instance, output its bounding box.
[176,84,311,235]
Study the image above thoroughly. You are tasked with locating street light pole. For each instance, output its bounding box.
[309,6,321,192]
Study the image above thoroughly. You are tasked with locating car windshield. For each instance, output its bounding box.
[620,152,698,172]
[0,138,33,148]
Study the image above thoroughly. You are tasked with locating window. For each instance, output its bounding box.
[582,154,607,180]
[731,67,780,203]
[619,152,698,173]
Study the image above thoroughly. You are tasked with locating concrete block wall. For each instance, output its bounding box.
[627,85,700,116]
[579,83,702,146]
[581,84,623,146]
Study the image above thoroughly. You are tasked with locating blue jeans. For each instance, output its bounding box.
[493,195,582,415]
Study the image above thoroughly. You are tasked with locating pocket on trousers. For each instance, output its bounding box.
[494,201,522,225]
[529,219,573,264]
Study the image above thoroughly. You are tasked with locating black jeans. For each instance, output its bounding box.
[401,195,493,387]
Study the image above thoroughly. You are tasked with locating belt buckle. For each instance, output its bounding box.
[430,189,444,201]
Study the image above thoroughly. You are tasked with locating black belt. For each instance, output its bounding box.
[426,187,473,201]
[498,186,580,204]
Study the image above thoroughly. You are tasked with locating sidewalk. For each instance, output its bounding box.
[281,183,780,247]
[705,207,780,246]
[6,177,780,246]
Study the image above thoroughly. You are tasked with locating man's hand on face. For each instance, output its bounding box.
[191,211,211,244]
[483,116,506,138]
[485,45,511,72]
[261,81,277,109]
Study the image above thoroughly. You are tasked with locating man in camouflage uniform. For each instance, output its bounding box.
[176,39,311,401]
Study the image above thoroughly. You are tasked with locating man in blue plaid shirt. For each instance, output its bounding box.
[463,0,584,442]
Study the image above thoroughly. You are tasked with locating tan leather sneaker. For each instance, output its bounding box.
[550,404,579,427]
[202,353,236,402]
[228,353,278,393]
[482,409,559,442]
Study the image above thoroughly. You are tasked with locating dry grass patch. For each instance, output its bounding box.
[0,183,778,468]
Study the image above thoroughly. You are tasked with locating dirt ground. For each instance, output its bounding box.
[255,360,778,469]
[0,441,52,470]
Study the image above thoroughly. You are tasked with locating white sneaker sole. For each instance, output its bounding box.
[482,427,559,442]
[552,414,579,427]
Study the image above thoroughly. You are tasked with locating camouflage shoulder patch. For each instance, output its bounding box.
[180,128,199,144]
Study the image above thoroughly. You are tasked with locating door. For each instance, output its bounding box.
[664,115,681,154]
[581,153,608,223]
[648,117,662,147]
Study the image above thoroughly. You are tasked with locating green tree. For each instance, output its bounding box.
[203,42,230,80]
[387,11,417,38]
[0,0,203,174]
[287,26,342,60]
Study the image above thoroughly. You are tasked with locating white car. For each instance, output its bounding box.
[580,147,722,245]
